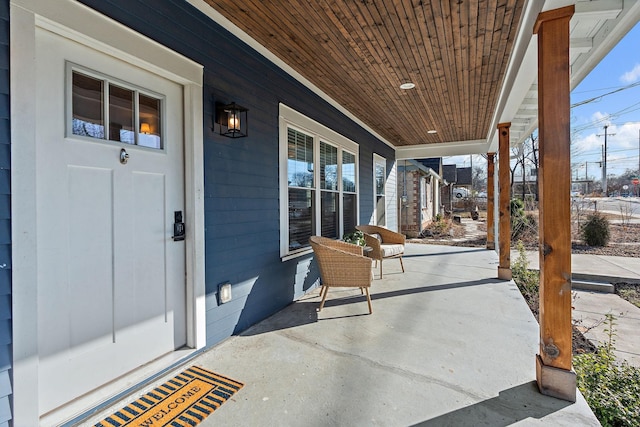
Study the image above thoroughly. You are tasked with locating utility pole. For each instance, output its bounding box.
[597,125,615,196]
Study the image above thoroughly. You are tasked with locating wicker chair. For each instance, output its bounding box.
[309,236,374,314]
[356,225,406,279]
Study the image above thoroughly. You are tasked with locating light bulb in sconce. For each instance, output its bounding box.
[227,112,240,131]
[140,122,151,134]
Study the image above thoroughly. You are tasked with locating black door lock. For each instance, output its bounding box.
[173,211,185,241]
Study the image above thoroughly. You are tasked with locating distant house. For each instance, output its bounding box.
[441,164,457,211]
[398,159,443,237]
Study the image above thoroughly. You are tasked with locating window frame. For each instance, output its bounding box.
[279,104,359,260]
[66,62,167,152]
[373,154,386,226]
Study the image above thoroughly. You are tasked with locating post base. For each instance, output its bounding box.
[536,354,576,402]
[498,267,512,280]
[486,242,495,250]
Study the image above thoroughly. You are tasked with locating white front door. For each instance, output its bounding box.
[35,27,186,414]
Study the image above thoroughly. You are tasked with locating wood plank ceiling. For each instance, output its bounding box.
[204,0,525,147]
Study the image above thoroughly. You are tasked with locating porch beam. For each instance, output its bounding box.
[534,5,576,402]
[486,153,495,250]
[497,123,511,280]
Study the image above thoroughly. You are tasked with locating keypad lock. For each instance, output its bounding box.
[173,211,185,241]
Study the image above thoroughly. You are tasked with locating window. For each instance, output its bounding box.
[287,128,315,251]
[374,155,386,226]
[342,151,357,236]
[69,66,163,149]
[280,104,359,258]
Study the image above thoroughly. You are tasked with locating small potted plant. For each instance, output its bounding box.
[342,230,365,246]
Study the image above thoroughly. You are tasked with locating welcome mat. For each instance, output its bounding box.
[94,366,244,427]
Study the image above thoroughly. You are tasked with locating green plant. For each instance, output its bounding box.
[582,212,610,247]
[342,230,365,246]
[510,199,537,240]
[574,314,640,426]
[510,198,525,218]
[511,241,539,311]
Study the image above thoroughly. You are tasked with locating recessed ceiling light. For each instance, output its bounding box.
[427,130,437,134]
[400,82,415,90]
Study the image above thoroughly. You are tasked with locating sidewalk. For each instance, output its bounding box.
[518,250,640,367]
[519,250,640,284]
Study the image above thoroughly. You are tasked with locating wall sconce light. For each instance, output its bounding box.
[216,102,248,138]
[140,122,151,134]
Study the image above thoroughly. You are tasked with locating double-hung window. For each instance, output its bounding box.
[280,104,359,259]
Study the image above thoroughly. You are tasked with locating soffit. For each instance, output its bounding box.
[199,0,640,156]
[203,0,524,148]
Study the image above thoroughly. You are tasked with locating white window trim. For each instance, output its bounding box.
[373,153,386,226]
[279,104,359,260]
[10,1,205,424]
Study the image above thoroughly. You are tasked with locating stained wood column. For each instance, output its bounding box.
[486,152,496,250]
[534,5,576,402]
[497,124,511,280]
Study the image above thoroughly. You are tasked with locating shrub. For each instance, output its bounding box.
[511,198,538,240]
[582,213,610,247]
[510,198,525,217]
[574,314,640,426]
[511,241,539,313]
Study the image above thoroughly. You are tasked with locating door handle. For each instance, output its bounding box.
[173,211,185,241]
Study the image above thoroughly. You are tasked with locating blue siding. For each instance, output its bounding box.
[77,0,395,346]
[0,0,9,424]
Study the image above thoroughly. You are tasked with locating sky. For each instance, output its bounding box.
[444,21,640,181]
[570,21,640,179]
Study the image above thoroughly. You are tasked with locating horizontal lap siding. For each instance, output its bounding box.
[0,0,9,425]
[77,0,394,346]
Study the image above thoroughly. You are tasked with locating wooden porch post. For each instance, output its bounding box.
[497,124,511,280]
[486,152,495,250]
[534,5,576,402]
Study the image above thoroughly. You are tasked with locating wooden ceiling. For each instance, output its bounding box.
[203,0,525,147]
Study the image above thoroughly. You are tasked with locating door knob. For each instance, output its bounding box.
[120,148,129,165]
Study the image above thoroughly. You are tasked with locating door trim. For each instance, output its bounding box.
[10,1,205,424]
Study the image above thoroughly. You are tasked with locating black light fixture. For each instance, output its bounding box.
[216,102,248,138]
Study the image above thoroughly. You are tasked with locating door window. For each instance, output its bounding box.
[70,67,164,149]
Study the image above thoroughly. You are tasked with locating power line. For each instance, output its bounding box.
[571,81,640,108]
[573,147,640,159]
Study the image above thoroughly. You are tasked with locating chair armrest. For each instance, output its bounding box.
[323,238,364,256]
[356,224,405,245]
[362,233,382,259]
[379,229,405,245]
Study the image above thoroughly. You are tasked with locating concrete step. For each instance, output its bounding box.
[572,278,615,293]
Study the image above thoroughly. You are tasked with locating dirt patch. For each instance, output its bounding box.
[615,283,640,308]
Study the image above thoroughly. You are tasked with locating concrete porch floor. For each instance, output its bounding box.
[87,243,599,426]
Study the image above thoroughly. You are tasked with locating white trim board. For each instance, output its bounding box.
[10,1,205,424]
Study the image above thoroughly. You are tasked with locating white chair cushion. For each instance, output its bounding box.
[380,244,403,257]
